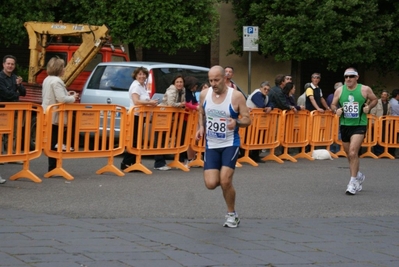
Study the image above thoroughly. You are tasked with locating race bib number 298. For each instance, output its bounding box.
[206,117,227,139]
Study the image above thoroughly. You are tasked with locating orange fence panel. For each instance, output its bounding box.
[376,115,399,159]
[279,109,313,162]
[123,106,193,174]
[0,102,43,183]
[331,116,347,157]
[309,110,337,158]
[359,114,378,159]
[237,108,283,165]
[43,103,126,180]
[188,110,205,168]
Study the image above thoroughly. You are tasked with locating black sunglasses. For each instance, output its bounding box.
[344,75,356,79]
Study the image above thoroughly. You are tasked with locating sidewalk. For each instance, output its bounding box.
[1,208,398,267]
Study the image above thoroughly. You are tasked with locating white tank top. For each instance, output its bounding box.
[204,87,240,149]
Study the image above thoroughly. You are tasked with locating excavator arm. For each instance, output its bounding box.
[24,21,110,86]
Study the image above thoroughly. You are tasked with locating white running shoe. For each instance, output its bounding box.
[154,166,171,171]
[55,144,74,151]
[346,180,361,195]
[356,173,365,192]
[0,176,6,184]
[223,213,240,228]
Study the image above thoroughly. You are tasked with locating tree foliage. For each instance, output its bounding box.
[0,0,220,54]
[228,0,399,73]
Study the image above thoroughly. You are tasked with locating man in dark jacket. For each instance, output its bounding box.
[269,74,291,110]
[0,55,26,159]
[0,55,26,102]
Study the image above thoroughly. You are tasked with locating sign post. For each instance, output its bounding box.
[243,26,259,95]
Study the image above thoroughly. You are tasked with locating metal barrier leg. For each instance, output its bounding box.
[168,153,190,172]
[237,148,258,167]
[9,161,42,183]
[44,159,74,180]
[96,157,124,176]
[293,147,314,161]
[124,155,152,174]
[360,146,378,159]
[279,146,297,162]
[378,146,395,159]
[261,147,284,164]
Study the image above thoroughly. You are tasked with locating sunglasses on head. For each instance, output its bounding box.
[344,75,356,79]
[312,76,320,79]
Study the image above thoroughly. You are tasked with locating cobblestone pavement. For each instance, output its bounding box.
[1,155,398,266]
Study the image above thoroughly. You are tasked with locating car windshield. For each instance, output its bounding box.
[88,66,134,90]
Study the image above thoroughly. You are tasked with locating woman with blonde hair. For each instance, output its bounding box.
[42,57,79,171]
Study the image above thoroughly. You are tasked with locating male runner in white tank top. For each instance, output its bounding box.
[196,66,251,227]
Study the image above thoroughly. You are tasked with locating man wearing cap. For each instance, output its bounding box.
[330,67,377,195]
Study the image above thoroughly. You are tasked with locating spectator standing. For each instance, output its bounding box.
[297,83,310,107]
[195,65,250,228]
[389,89,399,115]
[154,75,186,170]
[0,55,26,159]
[327,82,343,108]
[388,89,399,157]
[224,66,238,90]
[269,74,291,110]
[282,82,303,112]
[195,82,209,102]
[41,57,79,172]
[120,67,158,171]
[370,90,391,156]
[183,76,200,167]
[246,81,273,112]
[245,81,272,162]
[331,67,377,195]
[305,73,331,112]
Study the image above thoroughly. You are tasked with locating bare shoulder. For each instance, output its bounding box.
[361,84,376,98]
[199,88,209,102]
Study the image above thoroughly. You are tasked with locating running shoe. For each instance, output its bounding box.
[0,176,6,184]
[356,172,365,192]
[346,180,360,195]
[154,166,171,171]
[223,213,240,228]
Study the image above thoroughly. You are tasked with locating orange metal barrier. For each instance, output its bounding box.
[43,103,126,180]
[309,110,337,158]
[279,109,313,162]
[123,106,193,174]
[0,102,43,183]
[376,115,399,159]
[331,116,347,157]
[187,110,205,168]
[359,114,378,159]
[238,109,283,165]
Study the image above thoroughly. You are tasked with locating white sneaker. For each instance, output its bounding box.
[356,173,365,192]
[154,165,171,171]
[55,144,74,151]
[346,180,360,195]
[223,213,240,228]
[0,176,6,184]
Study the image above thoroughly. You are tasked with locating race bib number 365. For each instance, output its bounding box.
[206,117,227,139]
[343,102,359,118]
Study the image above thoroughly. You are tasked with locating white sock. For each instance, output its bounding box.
[350,177,357,183]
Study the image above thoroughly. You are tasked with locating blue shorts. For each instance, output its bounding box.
[204,146,240,170]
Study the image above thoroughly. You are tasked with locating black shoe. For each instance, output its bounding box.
[120,162,128,170]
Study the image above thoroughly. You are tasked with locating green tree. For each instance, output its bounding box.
[227,0,399,73]
[0,0,220,54]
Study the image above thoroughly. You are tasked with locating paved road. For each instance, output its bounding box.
[1,155,398,266]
